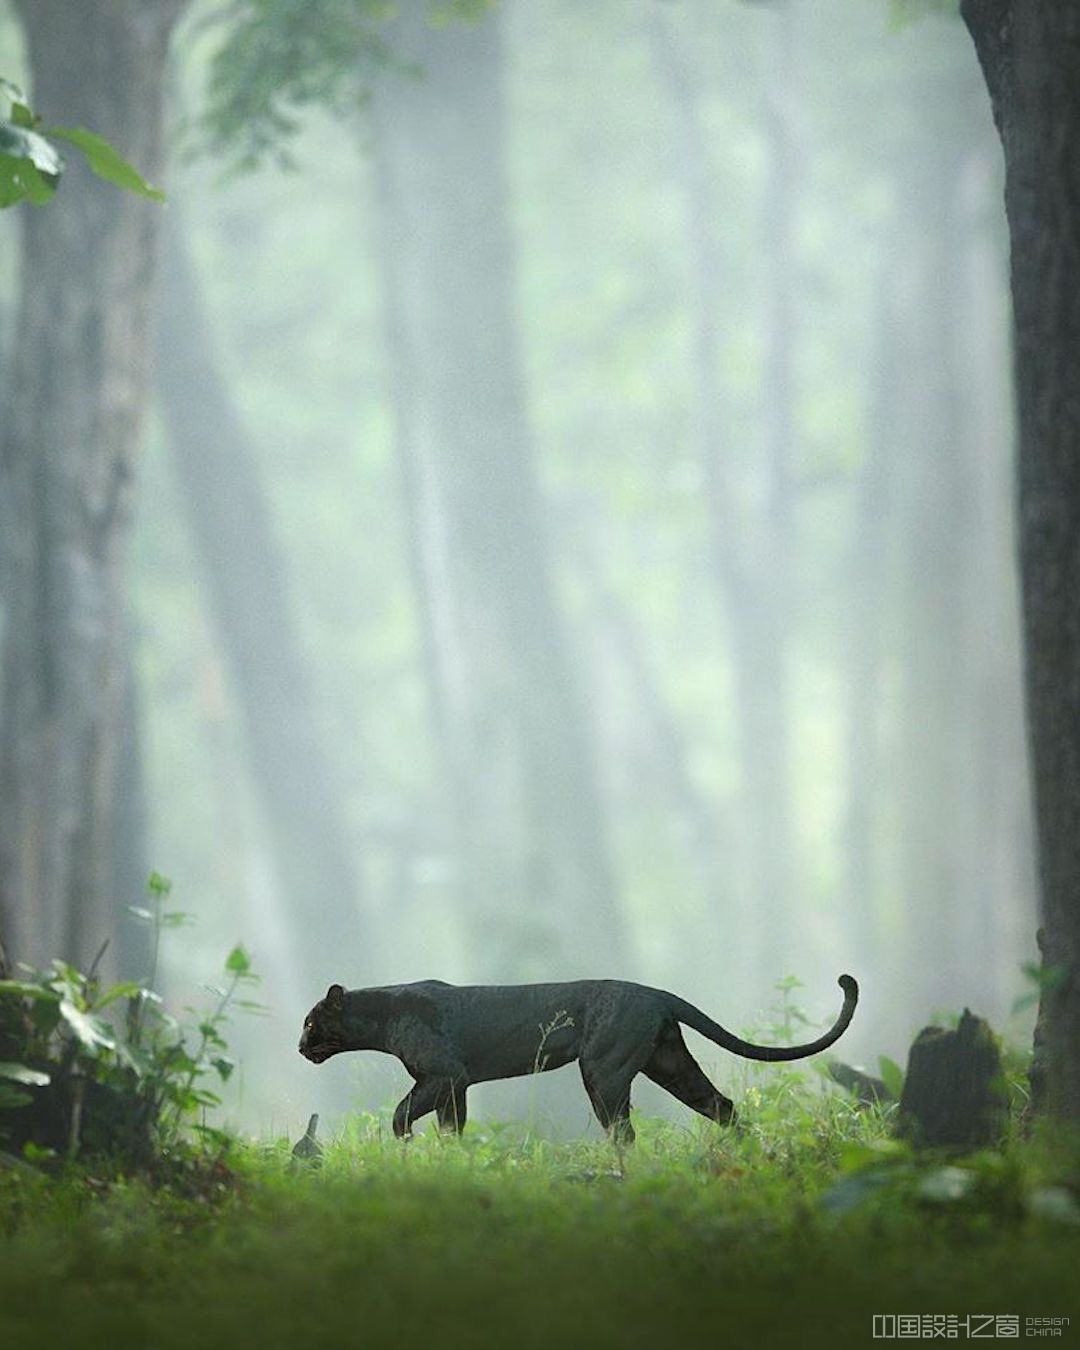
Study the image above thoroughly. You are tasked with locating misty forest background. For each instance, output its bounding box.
[0,0,1035,1135]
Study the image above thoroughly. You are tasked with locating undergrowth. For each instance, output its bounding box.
[0,1090,1076,1350]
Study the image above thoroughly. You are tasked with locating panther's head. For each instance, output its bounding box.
[298,983,348,1063]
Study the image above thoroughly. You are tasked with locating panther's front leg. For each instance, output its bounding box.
[435,1078,468,1134]
[392,1076,468,1138]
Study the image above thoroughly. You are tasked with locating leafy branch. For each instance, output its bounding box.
[0,76,164,208]
[0,875,262,1165]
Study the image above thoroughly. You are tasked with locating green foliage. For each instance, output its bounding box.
[196,0,399,170]
[47,126,164,202]
[0,76,164,208]
[0,877,259,1165]
[196,0,497,170]
[0,1105,1075,1349]
[0,78,60,206]
[878,1055,905,1099]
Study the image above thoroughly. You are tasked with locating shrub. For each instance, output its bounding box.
[0,874,259,1168]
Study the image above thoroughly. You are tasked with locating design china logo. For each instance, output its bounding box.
[872,1315,1070,1339]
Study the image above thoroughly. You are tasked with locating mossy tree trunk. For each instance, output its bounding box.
[0,0,185,978]
[962,0,1080,1121]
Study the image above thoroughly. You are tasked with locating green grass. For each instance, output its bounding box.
[1,1088,1077,1350]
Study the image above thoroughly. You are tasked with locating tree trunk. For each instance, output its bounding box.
[707,8,801,974]
[843,250,898,972]
[0,0,184,976]
[961,0,1080,1119]
[369,4,625,975]
[368,92,480,936]
[892,140,973,1017]
[649,4,799,982]
[156,220,377,989]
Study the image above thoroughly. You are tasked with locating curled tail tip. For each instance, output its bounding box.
[838,973,858,1001]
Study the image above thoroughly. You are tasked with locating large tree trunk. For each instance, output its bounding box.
[156,222,377,990]
[961,0,1080,1119]
[369,5,625,975]
[0,0,184,976]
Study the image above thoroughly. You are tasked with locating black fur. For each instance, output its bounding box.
[299,974,858,1143]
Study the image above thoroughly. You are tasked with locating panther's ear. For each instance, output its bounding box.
[325,983,345,1007]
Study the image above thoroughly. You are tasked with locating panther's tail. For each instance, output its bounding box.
[668,974,858,1062]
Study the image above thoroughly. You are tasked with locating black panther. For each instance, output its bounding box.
[299,974,858,1143]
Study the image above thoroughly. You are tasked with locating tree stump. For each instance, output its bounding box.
[895,1009,1007,1149]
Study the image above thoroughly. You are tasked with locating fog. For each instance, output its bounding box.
[0,0,1033,1138]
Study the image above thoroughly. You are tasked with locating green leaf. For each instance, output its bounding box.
[91,981,143,1012]
[0,1062,50,1087]
[47,126,164,202]
[0,148,58,207]
[29,997,61,1038]
[0,980,60,1002]
[212,1056,235,1082]
[58,1000,115,1051]
[147,870,173,897]
[838,1138,909,1174]
[0,1084,32,1110]
[0,122,62,176]
[49,959,85,989]
[877,1055,905,1100]
[225,945,252,976]
[21,1141,56,1162]
[198,1021,227,1048]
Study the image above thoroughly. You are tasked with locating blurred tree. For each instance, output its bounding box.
[156,220,379,989]
[962,0,1080,1119]
[650,3,799,977]
[199,0,625,975]
[843,246,899,970]
[368,5,626,974]
[891,94,983,1016]
[0,0,185,977]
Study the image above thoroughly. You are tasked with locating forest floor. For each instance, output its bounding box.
[0,1084,1077,1350]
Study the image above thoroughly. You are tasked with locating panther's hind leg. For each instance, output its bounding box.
[579,1062,636,1145]
[643,1024,736,1127]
